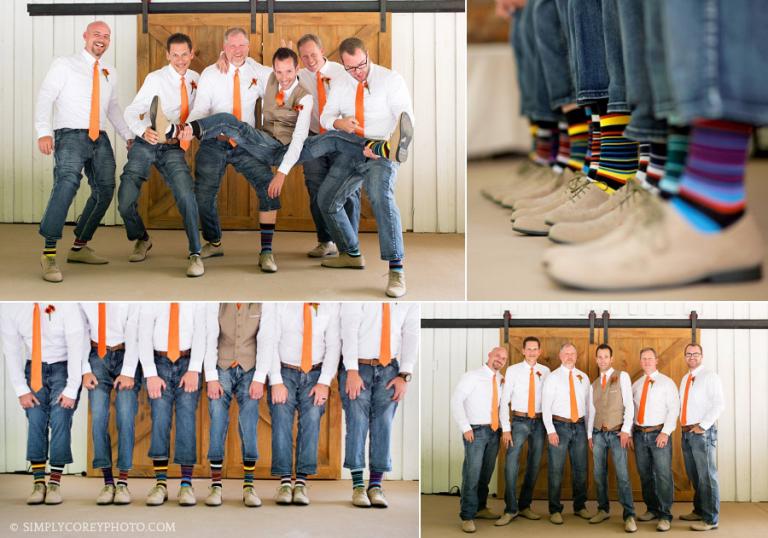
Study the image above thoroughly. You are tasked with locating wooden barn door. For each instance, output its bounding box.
[495,327,698,502]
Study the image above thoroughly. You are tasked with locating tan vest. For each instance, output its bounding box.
[217,303,261,372]
[262,74,310,145]
[591,370,626,430]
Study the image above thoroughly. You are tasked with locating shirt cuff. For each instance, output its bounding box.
[62,385,79,400]
[120,363,137,378]
[501,423,511,433]
[318,373,333,386]
[142,362,158,379]
[14,382,32,398]
[253,370,267,384]
[37,128,53,139]
[699,420,713,431]
[269,372,284,386]
[205,369,219,382]
[460,421,471,434]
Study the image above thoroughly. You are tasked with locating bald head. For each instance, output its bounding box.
[487,347,508,372]
[83,21,111,58]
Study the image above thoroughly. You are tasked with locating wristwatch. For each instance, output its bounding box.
[398,372,412,382]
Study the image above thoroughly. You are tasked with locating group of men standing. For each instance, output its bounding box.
[34,21,414,297]
[0,301,419,507]
[452,340,724,533]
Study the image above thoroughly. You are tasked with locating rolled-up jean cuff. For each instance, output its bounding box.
[577,90,609,105]
[606,101,631,114]
[551,96,577,110]
[530,111,560,123]
[674,98,768,127]
[654,99,678,119]
[625,124,668,144]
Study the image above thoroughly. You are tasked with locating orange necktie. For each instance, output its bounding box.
[316,71,327,133]
[527,367,536,418]
[354,81,366,137]
[167,303,180,362]
[637,376,651,425]
[230,68,241,147]
[491,376,499,431]
[301,303,313,373]
[88,60,100,141]
[30,304,43,393]
[97,302,107,358]
[681,374,694,425]
[379,303,391,366]
[276,89,285,107]
[601,373,607,390]
[179,75,190,151]
[569,370,579,422]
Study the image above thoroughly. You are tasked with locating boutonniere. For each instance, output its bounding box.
[499,377,505,386]
[249,77,258,89]
[293,104,304,111]
[649,379,656,388]
[535,371,542,379]
[691,376,696,385]
[44,305,56,321]
[321,75,331,85]
[576,374,583,383]
[311,303,319,313]
[190,81,197,93]
[101,68,110,82]
[364,80,370,93]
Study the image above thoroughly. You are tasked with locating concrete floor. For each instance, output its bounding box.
[468,158,768,300]
[422,494,768,537]
[0,475,418,537]
[0,224,464,300]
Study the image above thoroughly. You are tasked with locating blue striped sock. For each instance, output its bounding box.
[351,469,365,489]
[180,465,193,488]
[295,472,307,487]
[31,462,46,485]
[153,459,168,488]
[260,223,275,253]
[389,259,403,272]
[368,471,383,490]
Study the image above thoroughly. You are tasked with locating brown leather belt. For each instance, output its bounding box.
[358,358,398,367]
[155,349,191,358]
[595,425,622,433]
[553,415,584,424]
[216,134,232,143]
[681,424,701,433]
[512,411,542,419]
[281,361,322,372]
[90,340,125,352]
[634,424,663,433]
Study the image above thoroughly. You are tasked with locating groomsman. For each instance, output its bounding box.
[451,347,506,533]
[1,303,85,504]
[339,302,419,508]
[678,343,724,532]
[256,302,341,505]
[587,344,637,532]
[80,302,142,505]
[202,303,264,507]
[139,302,206,506]
[118,32,203,277]
[632,348,679,532]
[496,336,550,525]
[34,21,133,282]
[541,343,592,525]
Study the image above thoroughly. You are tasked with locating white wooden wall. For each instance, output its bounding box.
[0,301,419,481]
[0,1,465,234]
[421,302,768,502]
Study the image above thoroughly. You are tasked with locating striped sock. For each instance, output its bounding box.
[672,119,753,233]
[153,459,168,488]
[43,239,56,259]
[365,139,390,159]
[554,121,570,171]
[281,474,293,486]
[528,122,538,161]
[368,471,383,490]
[102,467,114,486]
[31,462,46,486]
[533,121,558,166]
[180,465,193,488]
[243,460,255,489]
[295,472,308,487]
[586,105,605,178]
[49,465,64,486]
[210,460,223,489]
[659,126,691,198]
[635,143,651,186]
[71,238,87,252]
[595,114,639,191]
[351,469,365,489]
[260,223,275,253]
[583,107,594,173]
[347,248,361,257]
[646,141,668,190]
[117,470,129,488]
[389,259,403,272]
[565,108,589,172]
[211,240,222,247]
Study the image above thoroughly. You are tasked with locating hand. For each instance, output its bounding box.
[180,125,194,141]
[268,172,286,198]
[588,438,593,450]
[627,436,635,450]
[691,424,706,435]
[249,381,264,400]
[386,376,407,401]
[333,117,360,134]
[309,383,329,406]
[548,433,559,447]
[19,392,40,409]
[38,136,54,155]
[345,370,365,400]
[271,383,288,404]
[216,51,229,73]
[656,432,669,448]
[57,394,76,409]
[619,431,631,449]
[463,429,474,443]
[126,139,134,151]
[146,376,166,399]
[179,371,200,393]
[501,431,513,449]
[207,380,223,400]
[362,146,381,160]
[115,375,135,391]
[143,127,159,144]
[82,372,99,390]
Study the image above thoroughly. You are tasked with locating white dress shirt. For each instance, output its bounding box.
[35,49,132,140]
[298,59,350,134]
[124,65,201,137]
[268,77,314,175]
[678,366,724,430]
[79,302,140,378]
[451,365,503,434]
[0,303,86,400]
[340,302,419,374]
[499,360,551,432]
[541,366,591,435]
[320,62,415,140]
[187,59,272,128]
[254,303,341,386]
[587,367,634,438]
[138,303,207,377]
[632,370,679,436]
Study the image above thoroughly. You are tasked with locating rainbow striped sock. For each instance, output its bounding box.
[210,460,223,489]
[389,259,403,273]
[43,239,57,259]
[565,108,589,172]
[49,465,63,486]
[659,126,690,198]
[635,142,650,186]
[31,462,46,486]
[586,103,606,178]
[180,465,193,488]
[595,114,639,191]
[281,473,293,486]
[243,460,255,489]
[153,459,168,488]
[71,238,87,252]
[528,122,538,161]
[646,141,668,189]
[554,121,570,171]
[117,469,129,488]
[260,223,275,253]
[533,121,558,166]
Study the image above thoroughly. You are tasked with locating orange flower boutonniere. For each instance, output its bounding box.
[576,374,583,383]
[649,379,656,388]
[190,81,197,92]
[292,104,304,112]
[249,78,258,89]
[102,68,110,82]
[321,75,332,85]
[44,304,56,321]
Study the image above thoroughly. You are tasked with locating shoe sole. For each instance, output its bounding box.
[149,95,159,131]
[42,276,63,283]
[394,113,413,163]
[307,251,338,258]
[67,259,109,265]
[129,243,152,262]
[200,252,223,259]
[276,499,292,505]
[113,499,131,505]
[512,226,550,236]
[259,265,277,273]
[96,499,114,505]
[321,263,365,269]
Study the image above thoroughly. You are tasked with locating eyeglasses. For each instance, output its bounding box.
[684,352,702,358]
[344,54,368,73]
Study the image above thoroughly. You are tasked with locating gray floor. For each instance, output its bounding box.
[468,158,768,300]
[0,224,464,300]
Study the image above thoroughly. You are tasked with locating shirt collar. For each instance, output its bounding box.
[602,367,614,378]
[646,370,659,380]
[482,364,498,379]
[81,49,99,66]
[689,365,703,378]
[166,64,187,81]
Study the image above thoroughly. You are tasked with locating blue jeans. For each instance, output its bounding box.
[460,425,500,521]
[601,0,629,113]
[88,348,143,470]
[534,0,577,110]
[633,429,674,521]
[645,0,677,121]
[148,355,201,465]
[39,129,116,243]
[503,417,545,514]
[338,360,400,472]
[682,428,720,525]
[268,366,326,476]
[207,365,259,462]
[511,5,534,117]
[664,0,768,125]
[24,361,81,466]
[318,158,404,261]
[592,430,635,520]
[568,0,610,105]
[547,420,588,514]
[522,2,559,121]
[117,137,201,254]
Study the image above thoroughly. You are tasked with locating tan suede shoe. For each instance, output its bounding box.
[367,486,388,508]
[292,484,310,505]
[177,485,196,506]
[483,160,542,203]
[461,520,476,533]
[352,486,371,507]
[321,252,366,269]
[386,270,406,298]
[307,241,338,258]
[276,484,293,505]
[513,179,608,235]
[186,254,204,277]
[500,168,570,209]
[41,255,63,283]
[243,486,262,507]
[96,484,115,505]
[44,484,62,505]
[113,484,131,505]
[204,485,222,506]
[145,483,168,506]
[258,252,277,273]
[200,242,224,258]
[512,172,589,212]
[27,483,46,505]
[67,246,108,264]
[128,239,152,262]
